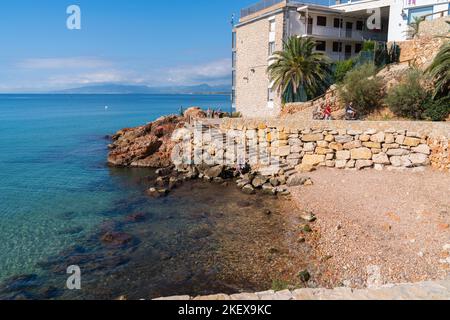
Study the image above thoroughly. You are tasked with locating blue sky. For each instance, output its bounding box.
[0,0,330,92]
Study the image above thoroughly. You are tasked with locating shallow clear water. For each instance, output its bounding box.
[0,94,230,282]
[0,94,316,300]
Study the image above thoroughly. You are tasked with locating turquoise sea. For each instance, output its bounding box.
[0,94,308,300]
[0,95,230,281]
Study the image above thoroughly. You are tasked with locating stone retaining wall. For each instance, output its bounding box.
[172,120,449,173]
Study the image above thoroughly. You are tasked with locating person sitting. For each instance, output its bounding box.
[346,102,356,120]
[323,103,332,120]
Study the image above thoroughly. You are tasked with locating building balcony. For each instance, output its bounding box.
[297,25,388,42]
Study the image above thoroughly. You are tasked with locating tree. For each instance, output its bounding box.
[405,16,424,40]
[426,22,450,99]
[267,36,331,103]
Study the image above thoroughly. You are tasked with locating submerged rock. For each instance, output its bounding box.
[101,232,133,246]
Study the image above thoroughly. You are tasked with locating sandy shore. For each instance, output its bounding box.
[289,168,450,288]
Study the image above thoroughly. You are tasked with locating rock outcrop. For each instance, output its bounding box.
[107,107,206,168]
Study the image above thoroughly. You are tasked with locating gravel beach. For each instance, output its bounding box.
[289,168,450,288]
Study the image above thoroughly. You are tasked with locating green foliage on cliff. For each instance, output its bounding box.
[385,69,430,120]
[338,63,384,115]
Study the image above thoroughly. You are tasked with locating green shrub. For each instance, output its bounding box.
[362,41,375,52]
[333,59,354,83]
[384,70,430,120]
[271,279,290,291]
[423,96,450,121]
[338,63,384,115]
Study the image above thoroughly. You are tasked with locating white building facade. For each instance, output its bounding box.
[232,0,449,117]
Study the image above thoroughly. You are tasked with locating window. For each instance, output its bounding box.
[268,87,274,102]
[317,16,327,26]
[231,90,236,106]
[269,20,276,32]
[268,41,276,56]
[232,71,236,87]
[408,6,433,24]
[332,42,342,52]
[232,32,236,49]
[334,18,343,28]
[316,41,326,51]
[356,21,364,31]
[232,51,236,68]
[355,43,362,54]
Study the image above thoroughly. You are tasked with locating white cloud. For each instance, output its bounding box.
[47,70,128,86]
[166,59,231,84]
[17,57,111,69]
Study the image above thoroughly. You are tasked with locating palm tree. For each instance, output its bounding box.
[426,22,450,99]
[267,36,331,103]
[405,16,425,40]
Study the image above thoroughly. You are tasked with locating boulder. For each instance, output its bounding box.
[262,183,276,195]
[252,175,268,188]
[204,165,223,179]
[300,211,317,222]
[242,184,256,195]
[287,174,310,187]
[296,163,316,173]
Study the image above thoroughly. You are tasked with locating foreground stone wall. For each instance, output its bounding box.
[173,120,449,173]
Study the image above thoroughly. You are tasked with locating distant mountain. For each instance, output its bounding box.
[54,83,231,94]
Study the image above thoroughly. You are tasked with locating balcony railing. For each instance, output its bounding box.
[303,25,388,42]
[240,0,339,19]
[240,0,286,19]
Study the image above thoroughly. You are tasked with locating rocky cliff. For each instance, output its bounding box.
[107,107,205,168]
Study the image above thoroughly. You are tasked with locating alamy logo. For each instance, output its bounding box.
[66,5,81,30]
[66,265,81,290]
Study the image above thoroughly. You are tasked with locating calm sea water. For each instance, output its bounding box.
[0,94,231,283]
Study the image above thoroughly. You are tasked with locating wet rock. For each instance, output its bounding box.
[147,187,169,198]
[125,212,147,223]
[37,286,63,299]
[101,232,133,246]
[156,166,174,177]
[242,184,256,195]
[1,274,42,292]
[287,174,310,187]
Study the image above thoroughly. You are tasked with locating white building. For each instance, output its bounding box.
[233,0,449,117]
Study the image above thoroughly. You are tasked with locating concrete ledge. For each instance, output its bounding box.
[154,280,450,300]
